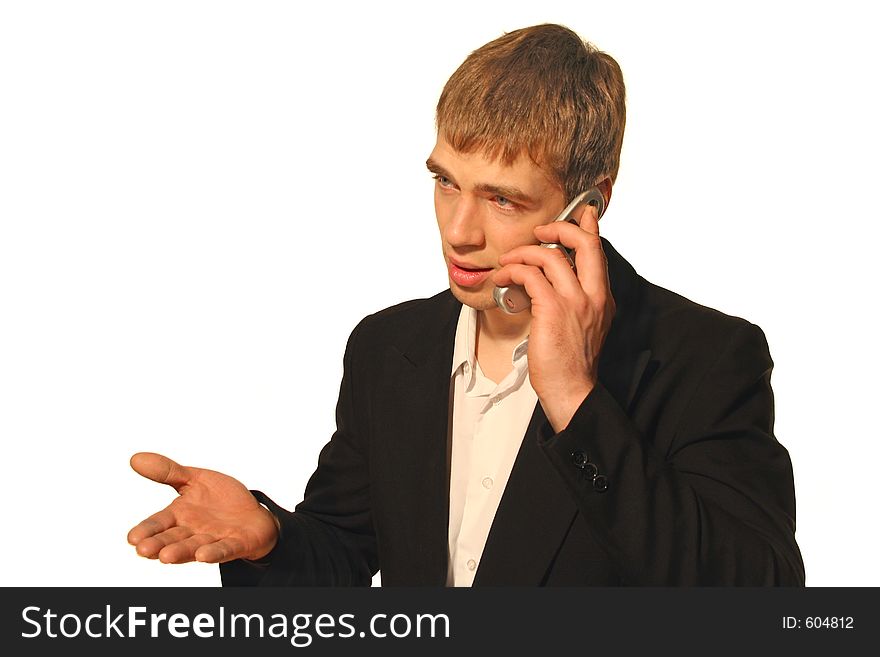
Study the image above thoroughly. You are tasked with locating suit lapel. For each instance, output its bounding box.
[380,292,460,585]
[472,402,580,585]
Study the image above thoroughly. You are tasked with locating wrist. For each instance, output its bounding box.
[245,504,281,563]
[541,381,594,433]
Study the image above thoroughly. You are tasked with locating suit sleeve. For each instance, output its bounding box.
[537,322,805,585]
[220,320,378,586]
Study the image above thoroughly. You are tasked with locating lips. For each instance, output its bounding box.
[450,258,491,272]
[448,259,493,288]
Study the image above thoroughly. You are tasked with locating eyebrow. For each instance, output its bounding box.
[425,158,537,206]
[425,158,454,180]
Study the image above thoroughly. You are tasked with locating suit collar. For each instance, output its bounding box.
[598,237,654,414]
[391,290,461,369]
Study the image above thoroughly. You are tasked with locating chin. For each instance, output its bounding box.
[448,282,497,311]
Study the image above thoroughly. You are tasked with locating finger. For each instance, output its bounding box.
[493,264,557,304]
[573,231,611,302]
[533,217,597,249]
[573,197,601,236]
[194,537,248,564]
[499,245,582,297]
[158,534,218,564]
[535,221,609,300]
[127,508,179,545]
[130,452,192,492]
[133,526,194,559]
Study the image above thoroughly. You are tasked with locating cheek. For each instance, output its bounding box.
[489,224,539,255]
[433,190,452,231]
[434,207,449,237]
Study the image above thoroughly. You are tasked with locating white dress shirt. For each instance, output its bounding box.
[446,304,538,586]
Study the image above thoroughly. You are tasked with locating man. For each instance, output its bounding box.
[128,24,805,586]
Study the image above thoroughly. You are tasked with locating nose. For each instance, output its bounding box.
[444,196,485,249]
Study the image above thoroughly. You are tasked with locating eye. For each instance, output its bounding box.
[494,195,515,209]
[432,174,454,189]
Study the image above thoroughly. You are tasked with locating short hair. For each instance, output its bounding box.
[436,24,626,202]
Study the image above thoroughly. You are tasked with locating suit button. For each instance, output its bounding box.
[571,450,590,468]
[593,475,609,493]
[583,462,598,479]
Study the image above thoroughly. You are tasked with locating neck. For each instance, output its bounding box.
[477,305,531,345]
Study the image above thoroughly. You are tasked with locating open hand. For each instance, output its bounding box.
[127,452,279,564]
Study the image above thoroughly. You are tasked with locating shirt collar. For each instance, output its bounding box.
[451,304,477,381]
[451,304,530,380]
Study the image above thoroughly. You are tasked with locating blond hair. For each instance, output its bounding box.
[436,24,626,201]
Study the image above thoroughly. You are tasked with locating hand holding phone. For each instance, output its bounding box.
[493,187,606,314]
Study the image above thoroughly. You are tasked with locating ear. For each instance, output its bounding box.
[595,177,613,218]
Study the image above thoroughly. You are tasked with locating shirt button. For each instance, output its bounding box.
[466,559,477,571]
[482,477,493,489]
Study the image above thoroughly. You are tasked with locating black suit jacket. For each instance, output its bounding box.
[221,238,805,586]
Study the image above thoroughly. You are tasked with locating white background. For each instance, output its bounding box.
[1,0,877,587]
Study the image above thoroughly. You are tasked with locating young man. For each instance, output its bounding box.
[128,24,805,586]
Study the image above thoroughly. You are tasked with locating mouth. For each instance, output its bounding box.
[447,258,493,288]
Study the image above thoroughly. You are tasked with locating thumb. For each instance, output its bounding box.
[130,452,191,492]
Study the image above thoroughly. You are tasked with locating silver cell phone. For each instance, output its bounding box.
[493,187,605,314]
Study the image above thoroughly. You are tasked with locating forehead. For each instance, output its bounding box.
[427,135,560,195]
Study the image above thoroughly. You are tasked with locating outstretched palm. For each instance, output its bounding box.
[127,452,278,564]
